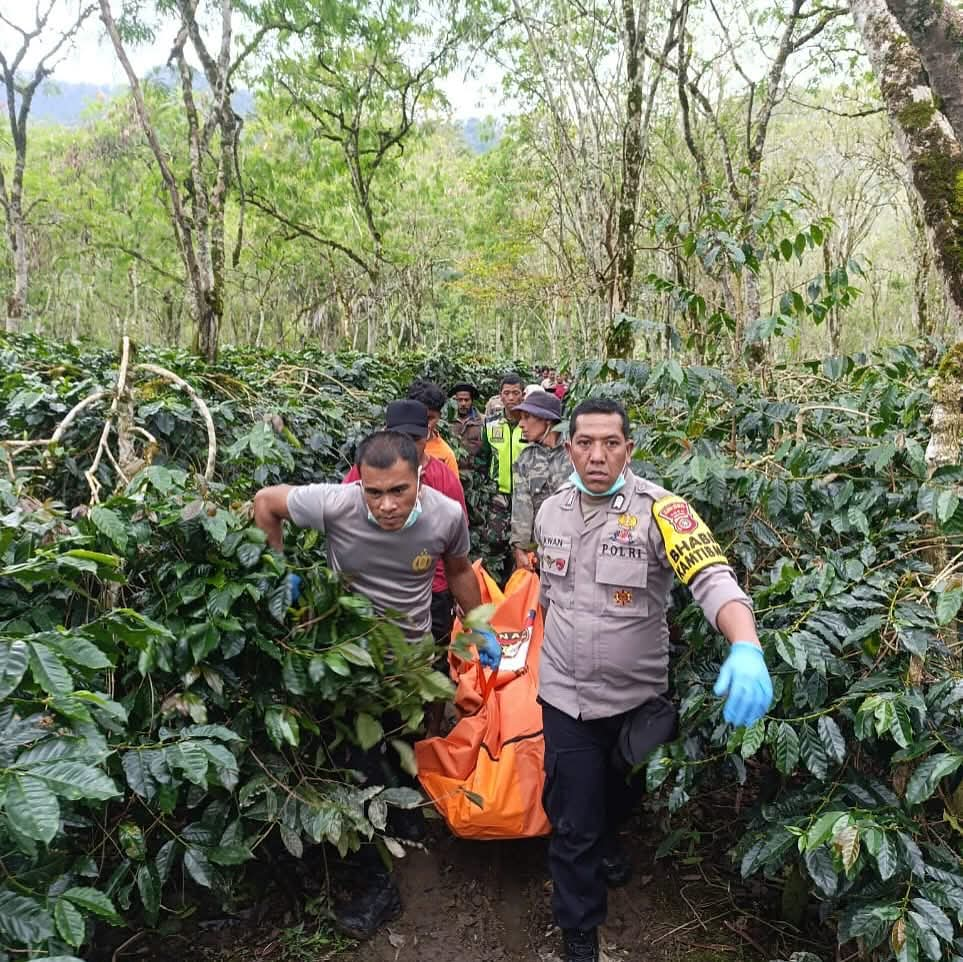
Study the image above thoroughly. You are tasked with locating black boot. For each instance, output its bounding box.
[601,850,632,888]
[562,927,599,962]
[334,873,402,940]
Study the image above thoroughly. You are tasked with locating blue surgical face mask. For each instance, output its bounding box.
[364,469,422,529]
[570,461,629,498]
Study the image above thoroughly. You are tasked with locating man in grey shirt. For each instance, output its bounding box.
[253,430,482,640]
[252,430,483,939]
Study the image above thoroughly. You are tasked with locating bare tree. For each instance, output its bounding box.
[99,0,270,361]
[496,0,681,359]
[244,1,464,354]
[673,0,848,351]
[0,0,94,330]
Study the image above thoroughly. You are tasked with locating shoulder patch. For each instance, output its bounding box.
[652,495,728,585]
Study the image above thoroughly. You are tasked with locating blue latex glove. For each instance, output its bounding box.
[713,642,773,727]
[287,573,302,604]
[475,629,502,670]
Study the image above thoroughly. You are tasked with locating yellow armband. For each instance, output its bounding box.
[652,495,728,585]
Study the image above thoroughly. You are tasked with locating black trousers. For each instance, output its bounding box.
[541,700,642,931]
[430,589,454,645]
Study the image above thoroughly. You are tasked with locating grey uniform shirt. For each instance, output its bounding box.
[534,472,753,720]
[287,483,470,640]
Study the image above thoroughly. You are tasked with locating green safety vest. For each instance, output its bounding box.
[486,418,527,494]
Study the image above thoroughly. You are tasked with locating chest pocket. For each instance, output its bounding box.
[596,536,649,618]
[539,535,573,607]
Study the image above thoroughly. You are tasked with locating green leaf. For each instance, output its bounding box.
[90,506,128,553]
[52,635,112,670]
[29,641,73,695]
[936,588,963,626]
[804,846,838,896]
[63,887,121,923]
[833,824,860,872]
[136,864,161,924]
[806,811,848,849]
[818,716,846,765]
[0,890,55,943]
[340,642,375,668]
[282,653,309,694]
[208,844,254,865]
[890,701,913,749]
[774,722,800,775]
[6,774,60,843]
[380,787,423,809]
[937,490,960,525]
[848,506,870,536]
[54,898,85,948]
[865,443,897,472]
[236,541,264,568]
[0,640,29,699]
[280,824,303,858]
[905,753,963,805]
[183,847,214,888]
[910,898,953,943]
[30,761,120,800]
[355,712,383,750]
[740,718,766,759]
[875,831,897,881]
[462,603,496,630]
[799,725,829,779]
[265,706,299,748]
[391,739,418,777]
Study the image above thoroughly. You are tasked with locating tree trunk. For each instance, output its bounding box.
[852,0,963,324]
[606,0,649,360]
[883,0,963,145]
[6,207,27,329]
[909,191,932,338]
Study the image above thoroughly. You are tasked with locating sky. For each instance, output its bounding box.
[0,2,506,119]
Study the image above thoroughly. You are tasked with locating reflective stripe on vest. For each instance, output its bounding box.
[487,419,526,494]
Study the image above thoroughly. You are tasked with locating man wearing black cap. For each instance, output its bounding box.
[344,400,468,651]
[510,390,571,572]
[449,382,484,470]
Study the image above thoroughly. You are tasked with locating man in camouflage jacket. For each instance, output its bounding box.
[510,390,571,571]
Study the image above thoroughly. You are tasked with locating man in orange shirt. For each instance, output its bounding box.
[408,380,459,476]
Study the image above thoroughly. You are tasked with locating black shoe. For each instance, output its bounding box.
[562,927,599,962]
[602,850,632,888]
[334,875,402,941]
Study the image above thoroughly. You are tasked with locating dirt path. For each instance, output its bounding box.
[132,817,818,962]
[342,824,779,962]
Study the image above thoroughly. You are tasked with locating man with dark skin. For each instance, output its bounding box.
[252,431,487,940]
[449,382,484,469]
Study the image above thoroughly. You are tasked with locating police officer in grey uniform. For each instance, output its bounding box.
[253,430,488,940]
[533,399,773,962]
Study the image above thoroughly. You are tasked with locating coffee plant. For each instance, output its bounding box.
[576,346,963,962]
[2,332,962,961]
[0,335,511,960]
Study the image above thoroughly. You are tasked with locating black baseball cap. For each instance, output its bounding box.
[449,382,478,399]
[386,400,429,439]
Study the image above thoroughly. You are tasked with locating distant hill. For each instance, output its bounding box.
[23,75,498,153]
[26,70,253,126]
